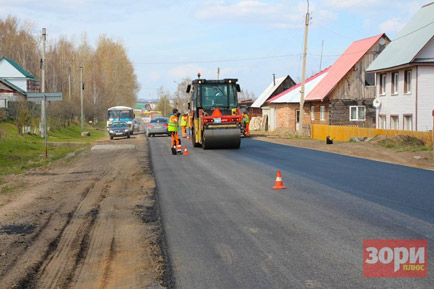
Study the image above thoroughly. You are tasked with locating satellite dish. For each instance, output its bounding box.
[379,37,386,45]
[373,98,381,108]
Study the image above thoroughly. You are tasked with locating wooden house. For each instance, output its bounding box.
[305,34,390,128]
[250,75,295,118]
[251,75,295,131]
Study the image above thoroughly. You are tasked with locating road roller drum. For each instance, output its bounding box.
[202,127,241,149]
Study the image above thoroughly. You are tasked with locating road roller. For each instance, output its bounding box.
[186,74,243,149]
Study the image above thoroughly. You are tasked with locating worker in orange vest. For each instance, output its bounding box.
[242,112,250,136]
[168,109,182,155]
[180,113,188,138]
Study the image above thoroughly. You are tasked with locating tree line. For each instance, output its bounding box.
[0,16,139,130]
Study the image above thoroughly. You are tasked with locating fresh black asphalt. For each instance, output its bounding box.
[149,136,434,289]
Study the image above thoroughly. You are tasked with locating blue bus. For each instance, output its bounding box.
[107,106,135,134]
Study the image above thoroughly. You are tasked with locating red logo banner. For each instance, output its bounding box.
[364,239,427,278]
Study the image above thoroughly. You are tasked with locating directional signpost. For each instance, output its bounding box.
[27,92,63,102]
[27,92,63,159]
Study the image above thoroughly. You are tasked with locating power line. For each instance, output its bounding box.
[393,19,434,41]
[38,18,434,67]
[132,54,301,65]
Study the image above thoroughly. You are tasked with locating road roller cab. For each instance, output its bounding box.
[186,75,243,149]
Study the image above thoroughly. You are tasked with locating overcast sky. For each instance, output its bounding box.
[1,0,429,99]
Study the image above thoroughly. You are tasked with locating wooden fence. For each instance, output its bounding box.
[311,124,433,146]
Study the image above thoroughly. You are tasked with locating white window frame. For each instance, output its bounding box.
[404,70,412,94]
[320,106,325,121]
[349,106,366,121]
[378,115,386,129]
[403,114,413,131]
[311,106,315,120]
[390,115,399,130]
[380,74,386,95]
[391,72,399,95]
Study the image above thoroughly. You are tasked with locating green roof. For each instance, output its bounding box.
[367,2,434,71]
[0,78,27,95]
[135,103,147,109]
[0,57,35,79]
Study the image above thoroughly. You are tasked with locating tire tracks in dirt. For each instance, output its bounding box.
[13,169,111,289]
[0,135,167,289]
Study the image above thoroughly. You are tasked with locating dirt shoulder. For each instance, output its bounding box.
[251,134,434,171]
[0,133,168,288]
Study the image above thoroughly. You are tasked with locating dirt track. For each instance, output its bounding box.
[0,133,169,288]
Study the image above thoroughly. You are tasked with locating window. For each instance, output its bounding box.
[378,115,386,129]
[365,72,375,86]
[403,115,413,131]
[391,72,398,95]
[390,115,399,130]
[349,106,366,121]
[311,106,315,120]
[200,84,237,109]
[404,70,412,93]
[320,106,325,121]
[380,74,386,95]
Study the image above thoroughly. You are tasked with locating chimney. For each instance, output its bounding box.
[273,74,276,86]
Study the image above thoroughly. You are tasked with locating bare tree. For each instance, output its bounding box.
[1,16,140,128]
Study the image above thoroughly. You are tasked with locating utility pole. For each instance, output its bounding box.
[299,0,310,136]
[41,28,46,138]
[41,28,48,159]
[93,78,97,125]
[68,67,71,101]
[217,67,220,80]
[80,64,84,130]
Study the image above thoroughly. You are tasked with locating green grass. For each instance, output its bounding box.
[377,137,433,152]
[0,121,107,175]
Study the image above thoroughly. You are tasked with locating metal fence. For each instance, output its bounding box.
[311,124,433,146]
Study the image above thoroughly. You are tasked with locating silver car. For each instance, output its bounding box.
[146,117,170,137]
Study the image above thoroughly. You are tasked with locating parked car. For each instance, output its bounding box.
[108,121,130,139]
[146,117,170,137]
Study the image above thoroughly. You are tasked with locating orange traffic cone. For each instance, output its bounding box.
[186,134,190,141]
[272,170,286,190]
[183,146,189,156]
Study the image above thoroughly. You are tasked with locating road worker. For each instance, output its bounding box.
[168,109,182,155]
[187,112,192,136]
[180,113,188,138]
[242,112,250,137]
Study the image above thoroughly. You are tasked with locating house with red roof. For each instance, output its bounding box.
[305,33,390,128]
[367,2,434,132]
[267,68,329,131]
[266,34,390,132]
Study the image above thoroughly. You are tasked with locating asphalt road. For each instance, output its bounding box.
[149,136,434,289]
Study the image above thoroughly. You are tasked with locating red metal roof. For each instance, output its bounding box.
[267,67,330,103]
[305,33,385,101]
